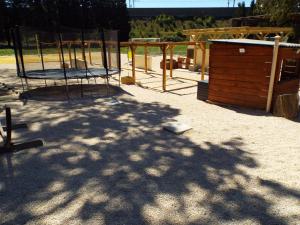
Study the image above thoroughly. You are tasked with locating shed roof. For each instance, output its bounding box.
[210,39,300,48]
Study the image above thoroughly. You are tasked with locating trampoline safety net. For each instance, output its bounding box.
[12,27,121,81]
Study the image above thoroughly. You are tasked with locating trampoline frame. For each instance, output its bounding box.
[11,26,121,97]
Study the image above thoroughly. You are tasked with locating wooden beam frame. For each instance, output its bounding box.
[183,26,294,41]
[121,41,206,91]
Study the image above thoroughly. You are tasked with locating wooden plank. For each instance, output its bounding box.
[208,93,266,109]
[210,73,270,84]
[209,84,268,97]
[274,79,300,95]
[208,89,267,105]
[211,55,272,64]
[278,48,300,59]
[209,78,269,92]
[210,60,271,70]
[210,45,273,56]
[210,67,271,77]
[209,84,268,98]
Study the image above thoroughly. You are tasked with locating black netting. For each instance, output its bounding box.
[104,30,121,73]
[11,26,120,80]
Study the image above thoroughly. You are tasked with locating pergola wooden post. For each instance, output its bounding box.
[144,45,148,73]
[108,46,112,69]
[160,44,167,91]
[88,42,92,65]
[194,43,198,69]
[57,42,62,66]
[68,42,72,67]
[169,45,174,78]
[130,44,137,83]
[121,41,201,90]
[200,42,206,81]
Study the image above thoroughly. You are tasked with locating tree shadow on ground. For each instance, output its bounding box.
[0,95,299,224]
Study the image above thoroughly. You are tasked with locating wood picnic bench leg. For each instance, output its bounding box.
[0,107,43,154]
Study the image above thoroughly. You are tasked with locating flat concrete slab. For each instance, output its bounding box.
[163,121,192,134]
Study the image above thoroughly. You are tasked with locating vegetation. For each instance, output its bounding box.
[255,0,300,41]
[130,15,217,41]
[0,48,14,56]
[255,0,300,25]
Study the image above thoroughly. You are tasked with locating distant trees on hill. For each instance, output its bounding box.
[130,15,217,41]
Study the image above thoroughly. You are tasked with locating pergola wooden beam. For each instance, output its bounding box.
[183,27,294,41]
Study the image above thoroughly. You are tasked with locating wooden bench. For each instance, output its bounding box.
[0,107,43,154]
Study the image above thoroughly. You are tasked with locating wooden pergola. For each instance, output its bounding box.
[120,41,207,91]
[183,26,294,41]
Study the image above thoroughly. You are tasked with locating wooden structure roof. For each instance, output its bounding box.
[210,39,300,48]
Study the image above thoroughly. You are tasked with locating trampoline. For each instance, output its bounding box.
[11,26,121,96]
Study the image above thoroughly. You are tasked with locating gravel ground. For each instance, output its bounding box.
[0,57,300,225]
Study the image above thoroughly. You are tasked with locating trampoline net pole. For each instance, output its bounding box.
[58,32,69,97]
[101,30,109,78]
[81,30,89,80]
[117,31,121,86]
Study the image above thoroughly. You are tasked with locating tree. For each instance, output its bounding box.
[236,1,247,17]
[256,0,300,41]
[249,0,256,16]
[255,0,300,25]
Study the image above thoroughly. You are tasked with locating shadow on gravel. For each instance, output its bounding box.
[0,97,299,224]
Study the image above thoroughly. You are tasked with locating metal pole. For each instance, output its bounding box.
[117,31,121,86]
[16,26,29,89]
[101,30,109,94]
[58,32,69,98]
[81,29,89,81]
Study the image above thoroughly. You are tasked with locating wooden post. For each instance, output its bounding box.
[130,44,137,83]
[200,42,206,81]
[88,42,92,65]
[82,42,85,60]
[266,36,280,112]
[144,45,148,73]
[57,42,62,65]
[108,46,112,69]
[169,45,174,78]
[194,43,198,70]
[68,42,72,68]
[160,44,167,91]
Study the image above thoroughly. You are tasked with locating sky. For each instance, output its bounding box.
[126,0,253,8]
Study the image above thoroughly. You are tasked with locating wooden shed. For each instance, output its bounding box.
[208,39,300,111]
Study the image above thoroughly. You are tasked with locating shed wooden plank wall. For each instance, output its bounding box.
[273,49,300,105]
[208,43,273,109]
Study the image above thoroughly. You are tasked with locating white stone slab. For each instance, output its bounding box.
[163,121,192,134]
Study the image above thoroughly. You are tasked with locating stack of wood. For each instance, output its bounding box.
[177,57,191,69]
[273,93,299,119]
[160,59,178,70]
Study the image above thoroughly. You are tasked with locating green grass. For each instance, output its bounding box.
[1,44,206,57]
[0,49,14,56]
[121,45,188,55]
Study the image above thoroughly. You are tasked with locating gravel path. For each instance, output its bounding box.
[0,61,299,225]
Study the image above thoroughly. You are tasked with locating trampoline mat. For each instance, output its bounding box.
[20,68,119,80]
